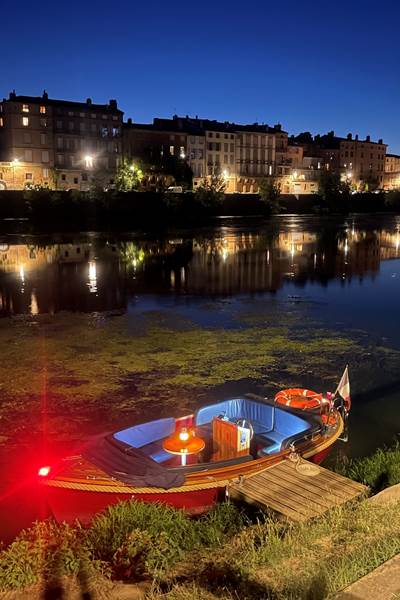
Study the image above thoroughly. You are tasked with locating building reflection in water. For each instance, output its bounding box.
[0,219,400,316]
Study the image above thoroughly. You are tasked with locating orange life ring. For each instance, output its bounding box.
[321,412,337,426]
[274,388,322,410]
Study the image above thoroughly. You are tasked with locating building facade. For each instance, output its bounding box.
[0,91,123,190]
[384,153,400,190]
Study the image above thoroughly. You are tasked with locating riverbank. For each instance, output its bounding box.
[1,189,400,231]
[0,444,399,598]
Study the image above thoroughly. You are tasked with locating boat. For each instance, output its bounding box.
[39,383,350,524]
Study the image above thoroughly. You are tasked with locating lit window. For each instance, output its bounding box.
[0,118,3,127]
[40,134,46,145]
[40,106,46,114]
[169,145,174,155]
[101,127,108,137]
[40,118,47,128]
[42,151,49,163]
[24,150,33,162]
[43,168,49,178]
[22,104,29,112]
[25,172,33,180]
[22,117,29,127]
[180,146,185,159]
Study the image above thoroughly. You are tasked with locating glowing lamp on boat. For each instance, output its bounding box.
[38,465,51,477]
[178,428,190,442]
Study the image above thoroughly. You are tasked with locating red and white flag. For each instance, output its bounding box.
[335,366,351,411]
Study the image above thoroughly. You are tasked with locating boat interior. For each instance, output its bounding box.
[113,398,323,471]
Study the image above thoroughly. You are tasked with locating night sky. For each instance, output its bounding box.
[4,0,400,151]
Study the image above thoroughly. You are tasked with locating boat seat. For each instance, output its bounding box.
[113,417,176,463]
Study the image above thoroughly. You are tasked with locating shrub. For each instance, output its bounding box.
[336,441,400,491]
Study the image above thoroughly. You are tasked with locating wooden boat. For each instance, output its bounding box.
[39,392,347,523]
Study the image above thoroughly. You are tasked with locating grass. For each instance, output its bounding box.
[335,441,400,491]
[1,496,400,598]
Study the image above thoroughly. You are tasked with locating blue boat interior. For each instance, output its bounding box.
[113,397,320,467]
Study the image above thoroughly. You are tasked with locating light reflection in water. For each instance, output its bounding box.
[87,261,97,294]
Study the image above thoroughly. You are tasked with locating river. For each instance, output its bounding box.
[0,213,400,541]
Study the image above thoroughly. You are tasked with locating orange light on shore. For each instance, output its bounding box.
[38,466,51,477]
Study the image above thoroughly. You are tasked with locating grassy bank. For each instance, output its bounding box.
[1,444,399,598]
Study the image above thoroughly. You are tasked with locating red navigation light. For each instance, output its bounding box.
[38,465,51,477]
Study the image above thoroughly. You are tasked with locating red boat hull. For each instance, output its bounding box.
[45,485,221,524]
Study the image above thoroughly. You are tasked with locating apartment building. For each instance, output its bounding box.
[0,91,123,190]
[384,153,400,190]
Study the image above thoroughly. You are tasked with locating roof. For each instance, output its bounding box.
[2,92,123,114]
[124,115,286,136]
[386,153,400,159]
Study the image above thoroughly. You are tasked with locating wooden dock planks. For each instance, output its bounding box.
[229,456,368,522]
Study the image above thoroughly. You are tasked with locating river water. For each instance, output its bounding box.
[1,214,400,540]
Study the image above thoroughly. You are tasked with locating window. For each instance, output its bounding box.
[61,174,66,181]
[112,115,118,121]
[24,149,33,162]
[91,113,96,119]
[22,104,29,112]
[22,117,29,127]
[68,111,74,116]
[179,146,185,159]
[101,127,108,137]
[102,114,107,119]
[230,143,234,152]
[40,118,47,128]
[56,120,62,129]
[0,118,3,127]
[112,127,119,137]
[41,150,49,163]
[70,155,75,167]
[43,168,49,178]
[216,133,220,138]
[82,173,88,181]
[91,123,97,133]
[23,132,31,143]
[79,112,85,118]
[40,133,47,145]
[73,177,78,184]
[25,172,33,180]
[169,145,174,155]
[40,106,46,114]
[57,154,64,165]
[80,122,86,132]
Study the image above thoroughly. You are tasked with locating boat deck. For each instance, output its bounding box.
[229,456,367,522]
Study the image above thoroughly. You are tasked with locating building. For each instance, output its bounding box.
[123,115,286,193]
[0,91,123,190]
[384,153,400,190]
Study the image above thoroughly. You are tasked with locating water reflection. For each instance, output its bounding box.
[0,217,400,315]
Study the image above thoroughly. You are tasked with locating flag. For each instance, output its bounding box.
[335,366,351,411]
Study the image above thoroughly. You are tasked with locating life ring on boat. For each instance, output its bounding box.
[321,412,337,426]
[274,388,323,410]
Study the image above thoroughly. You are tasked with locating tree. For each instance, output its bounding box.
[258,177,282,213]
[194,175,226,208]
[115,159,144,192]
[317,170,350,212]
[359,173,379,192]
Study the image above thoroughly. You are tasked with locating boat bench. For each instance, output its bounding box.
[195,398,312,456]
[114,417,175,463]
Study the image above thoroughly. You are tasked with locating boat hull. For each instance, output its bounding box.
[45,485,221,524]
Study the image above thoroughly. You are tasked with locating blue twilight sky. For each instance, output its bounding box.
[3,0,400,151]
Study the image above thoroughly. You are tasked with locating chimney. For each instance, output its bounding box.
[127,117,132,125]
[355,134,359,141]
[275,123,282,131]
[42,90,48,100]
[347,133,352,140]
[378,138,383,144]
[366,135,370,142]
[9,90,16,100]
[109,99,117,109]
[86,98,92,105]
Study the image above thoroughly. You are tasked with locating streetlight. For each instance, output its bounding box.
[84,155,94,169]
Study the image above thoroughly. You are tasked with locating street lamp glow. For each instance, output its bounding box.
[84,155,94,169]
[222,169,229,180]
[347,172,352,179]
[129,164,135,172]
[11,158,20,166]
